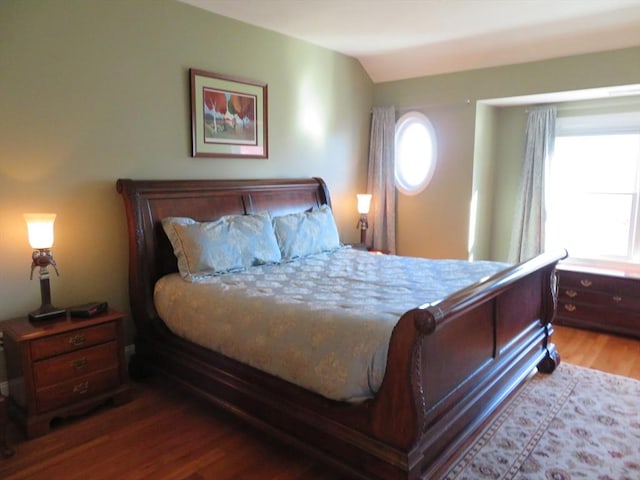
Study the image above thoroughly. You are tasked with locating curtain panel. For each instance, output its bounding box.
[508,106,557,263]
[367,106,396,254]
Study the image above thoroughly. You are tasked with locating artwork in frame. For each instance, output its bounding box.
[190,68,268,158]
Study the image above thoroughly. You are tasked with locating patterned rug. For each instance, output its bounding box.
[442,363,640,480]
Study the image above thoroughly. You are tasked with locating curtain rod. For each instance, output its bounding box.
[556,96,640,113]
[522,95,640,113]
[371,99,473,113]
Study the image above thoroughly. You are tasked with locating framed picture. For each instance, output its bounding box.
[190,69,268,158]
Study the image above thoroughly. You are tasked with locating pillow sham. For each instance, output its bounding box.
[162,211,281,281]
[273,205,341,260]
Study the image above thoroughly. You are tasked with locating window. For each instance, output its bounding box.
[545,113,640,265]
[394,111,436,195]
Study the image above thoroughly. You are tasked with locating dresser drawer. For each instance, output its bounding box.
[32,341,119,388]
[559,287,640,310]
[35,367,120,413]
[30,322,117,360]
[558,270,640,297]
[558,300,640,331]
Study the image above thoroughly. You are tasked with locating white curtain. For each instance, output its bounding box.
[508,105,557,263]
[367,106,396,254]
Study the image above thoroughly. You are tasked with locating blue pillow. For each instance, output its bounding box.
[273,205,341,260]
[162,211,281,280]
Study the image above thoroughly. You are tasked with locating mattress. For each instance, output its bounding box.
[154,247,509,402]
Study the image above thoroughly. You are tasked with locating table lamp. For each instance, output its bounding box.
[25,213,65,320]
[356,194,372,245]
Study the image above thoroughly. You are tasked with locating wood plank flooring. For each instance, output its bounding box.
[552,325,640,379]
[1,325,638,479]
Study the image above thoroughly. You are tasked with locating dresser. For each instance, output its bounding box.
[556,265,640,338]
[2,309,131,437]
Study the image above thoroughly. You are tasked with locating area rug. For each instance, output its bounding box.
[442,363,640,480]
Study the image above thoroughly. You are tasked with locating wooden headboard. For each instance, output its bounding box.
[116,178,331,335]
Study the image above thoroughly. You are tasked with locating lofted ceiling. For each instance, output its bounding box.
[178,0,640,83]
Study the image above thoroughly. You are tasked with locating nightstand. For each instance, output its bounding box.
[346,243,387,255]
[2,309,131,438]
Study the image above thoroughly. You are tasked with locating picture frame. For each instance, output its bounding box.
[190,68,268,158]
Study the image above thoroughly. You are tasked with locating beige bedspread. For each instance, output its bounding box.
[154,247,508,402]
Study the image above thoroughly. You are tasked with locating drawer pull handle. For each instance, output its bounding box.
[564,304,576,312]
[71,357,87,370]
[580,279,592,287]
[613,295,622,303]
[565,290,578,298]
[68,334,86,346]
[73,381,89,395]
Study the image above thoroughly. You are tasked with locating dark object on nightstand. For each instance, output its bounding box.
[69,301,109,318]
[0,394,15,457]
[2,309,131,438]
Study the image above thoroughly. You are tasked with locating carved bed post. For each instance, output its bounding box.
[369,308,436,451]
[538,267,561,373]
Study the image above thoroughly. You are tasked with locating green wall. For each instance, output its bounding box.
[489,106,528,261]
[469,103,498,261]
[0,0,373,382]
[375,47,640,261]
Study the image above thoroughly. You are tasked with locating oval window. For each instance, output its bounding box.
[394,111,437,195]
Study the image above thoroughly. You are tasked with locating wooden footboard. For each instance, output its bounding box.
[117,177,566,479]
[370,251,564,477]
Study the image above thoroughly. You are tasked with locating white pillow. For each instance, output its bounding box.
[162,212,281,280]
[273,205,341,260]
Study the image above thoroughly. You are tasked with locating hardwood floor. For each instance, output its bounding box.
[1,325,638,479]
[552,325,640,380]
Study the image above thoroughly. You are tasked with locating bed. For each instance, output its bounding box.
[116,177,565,479]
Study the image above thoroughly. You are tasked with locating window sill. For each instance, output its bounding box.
[558,258,640,279]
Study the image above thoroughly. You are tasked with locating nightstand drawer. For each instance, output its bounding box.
[35,367,120,413]
[33,341,119,388]
[30,322,117,360]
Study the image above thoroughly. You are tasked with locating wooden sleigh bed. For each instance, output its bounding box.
[117,177,565,479]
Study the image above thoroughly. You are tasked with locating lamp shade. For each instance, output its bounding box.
[24,213,56,249]
[356,194,372,214]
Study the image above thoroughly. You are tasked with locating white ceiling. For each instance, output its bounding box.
[178,0,640,83]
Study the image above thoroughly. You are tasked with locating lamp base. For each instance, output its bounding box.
[28,304,66,321]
